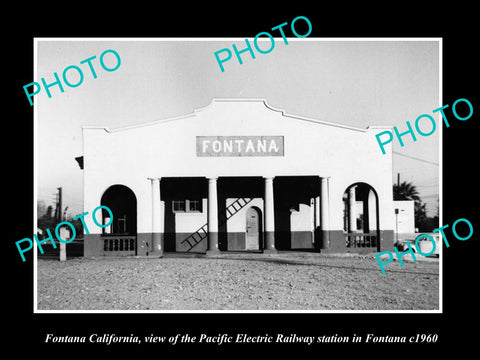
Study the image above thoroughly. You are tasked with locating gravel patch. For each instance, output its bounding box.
[37,252,439,311]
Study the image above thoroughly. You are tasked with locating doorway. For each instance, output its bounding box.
[246,206,262,250]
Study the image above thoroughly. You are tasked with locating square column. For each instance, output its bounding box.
[207,177,220,254]
[314,196,321,229]
[263,176,276,252]
[348,185,357,233]
[313,195,321,250]
[320,177,331,250]
[149,177,163,257]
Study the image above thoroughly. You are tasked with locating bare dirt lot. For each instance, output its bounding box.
[36,252,439,311]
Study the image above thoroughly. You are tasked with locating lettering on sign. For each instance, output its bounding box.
[196,136,284,157]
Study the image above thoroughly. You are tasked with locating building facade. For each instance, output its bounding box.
[78,99,395,257]
[393,200,416,243]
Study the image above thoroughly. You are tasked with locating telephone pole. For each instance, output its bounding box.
[57,187,63,222]
[56,187,67,261]
[53,192,58,222]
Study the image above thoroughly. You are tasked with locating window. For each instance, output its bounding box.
[173,199,202,213]
[103,214,127,235]
[189,200,201,212]
[118,215,127,233]
[173,200,186,212]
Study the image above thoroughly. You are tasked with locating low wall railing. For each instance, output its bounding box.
[345,232,378,248]
[102,235,136,252]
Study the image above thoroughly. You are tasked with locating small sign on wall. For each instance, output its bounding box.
[196,136,284,157]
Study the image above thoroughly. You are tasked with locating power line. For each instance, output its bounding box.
[393,151,439,166]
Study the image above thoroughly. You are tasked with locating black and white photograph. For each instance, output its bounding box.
[6,5,478,354]
[33,38,441,312]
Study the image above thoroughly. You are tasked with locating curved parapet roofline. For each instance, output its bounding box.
[82,97,388,134]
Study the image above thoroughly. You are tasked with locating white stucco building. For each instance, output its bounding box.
[77,98,395,257]
[393,200,416,242]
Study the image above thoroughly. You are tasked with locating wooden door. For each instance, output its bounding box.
[246,207,261,250]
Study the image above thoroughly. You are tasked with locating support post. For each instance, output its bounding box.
[149,177,163,257]
[207,177,220,254]
[264,176,276,252]
[320,177,331,250]
[348,185,357,233]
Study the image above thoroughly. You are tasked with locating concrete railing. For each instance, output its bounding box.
[345,233,378,248]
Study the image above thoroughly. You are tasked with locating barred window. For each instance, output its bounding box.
[173,200,186,212]
[189,200,201,212]
[173,199,202,213]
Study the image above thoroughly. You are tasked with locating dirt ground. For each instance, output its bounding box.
[36,252,439,311]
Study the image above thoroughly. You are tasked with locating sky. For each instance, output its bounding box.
[36,38,440,218]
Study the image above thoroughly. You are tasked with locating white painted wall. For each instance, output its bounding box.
[291,203,313,232]
[225,198,263,232]
[82,99,394,236]
[393,200,415,234]
[174,199,208,233]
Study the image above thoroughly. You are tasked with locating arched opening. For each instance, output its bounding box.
[342,182,379,251]
[100,184,137,255]
[246,206,262,251]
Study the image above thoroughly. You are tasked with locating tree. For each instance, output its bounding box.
[37,200,47,218]
[393,181,420,202]
[37,201,84,239]
[415,201,428,230]
[46,205,53,218]
[37,201,56,233]
[66,215,84,239]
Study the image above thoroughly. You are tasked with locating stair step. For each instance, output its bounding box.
[191,233,203,243]
[182,197,253,251]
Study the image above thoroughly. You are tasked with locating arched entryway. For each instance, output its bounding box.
[342,182,380,251]
[246,206,262,251]
[100,184,137,255]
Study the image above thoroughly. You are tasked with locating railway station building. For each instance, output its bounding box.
[77,99,395,257]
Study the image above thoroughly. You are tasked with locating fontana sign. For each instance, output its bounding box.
[196,136,284,157]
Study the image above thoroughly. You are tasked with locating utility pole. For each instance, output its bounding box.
[397,173,400,187]
[56,187,68,261]
[53,192,58,222]
[57,187,63,221]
